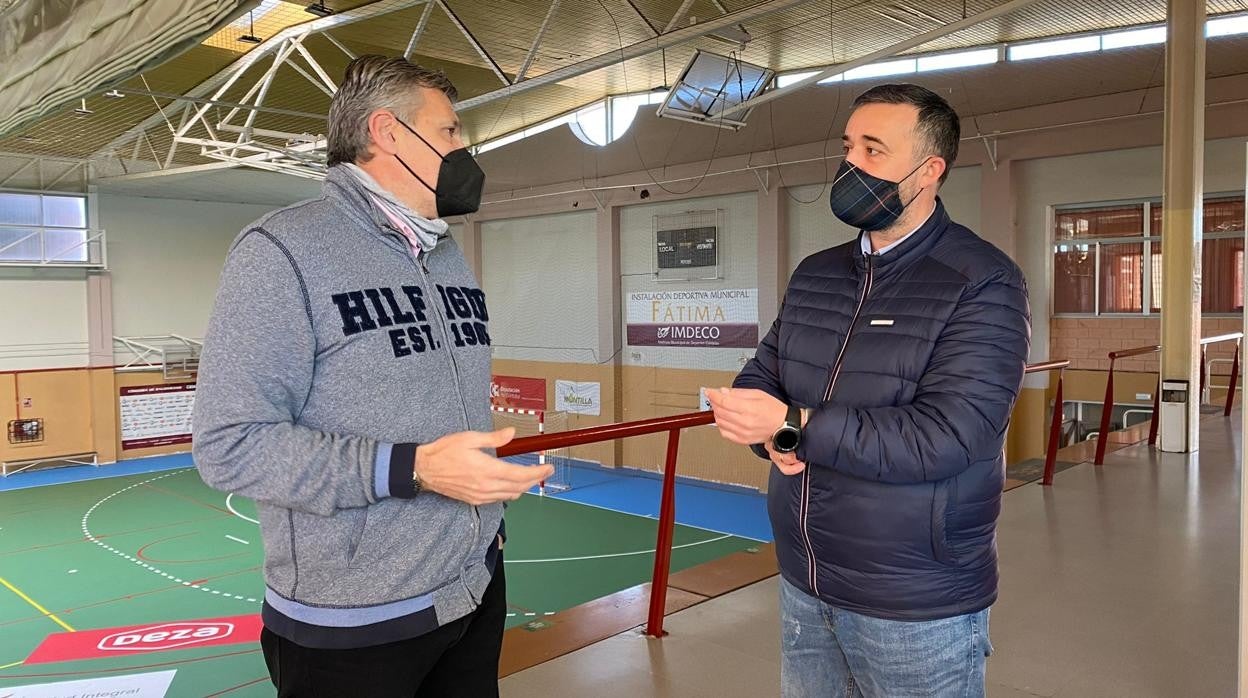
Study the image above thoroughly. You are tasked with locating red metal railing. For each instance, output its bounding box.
[1093,344,1160,466]
[493,361,1071,637]
[1025,360,1070,487]
[1199,333,1242,415]
[1093,333,1242,465]
[497,411,714,638]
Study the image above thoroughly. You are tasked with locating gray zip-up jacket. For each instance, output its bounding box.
[192,165,500,649]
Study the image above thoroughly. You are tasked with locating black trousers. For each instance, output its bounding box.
[261,560,506,697]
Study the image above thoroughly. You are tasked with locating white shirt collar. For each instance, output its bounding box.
[860,203,936,257]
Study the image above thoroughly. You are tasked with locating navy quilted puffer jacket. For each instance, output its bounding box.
[735,201,1030,621]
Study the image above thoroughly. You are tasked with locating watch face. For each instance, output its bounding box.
[773,427,800,452]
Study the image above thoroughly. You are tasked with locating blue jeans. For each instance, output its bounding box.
[779,577,992,697]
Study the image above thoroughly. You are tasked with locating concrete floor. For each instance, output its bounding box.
[502,413,1241,697]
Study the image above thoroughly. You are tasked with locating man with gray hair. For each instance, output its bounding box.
[193,55,551,696]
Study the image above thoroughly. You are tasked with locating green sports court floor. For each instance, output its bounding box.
[0,465,761,697]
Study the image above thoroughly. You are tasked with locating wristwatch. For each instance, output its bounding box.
[771,404,803,454]
[411,460,424,495]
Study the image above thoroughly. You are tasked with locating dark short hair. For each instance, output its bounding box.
[852,83,960,185]
[327,55,458,167]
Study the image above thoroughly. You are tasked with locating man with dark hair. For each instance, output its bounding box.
[193,55,551,697]
[707,83,1031,696]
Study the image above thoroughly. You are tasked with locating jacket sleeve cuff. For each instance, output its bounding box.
[380,442,420,499]
[796,406,847,468]
[373,443,393,499]
[731,377,787,405]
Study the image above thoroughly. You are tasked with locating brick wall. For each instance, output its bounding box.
[1051,316,1241,377]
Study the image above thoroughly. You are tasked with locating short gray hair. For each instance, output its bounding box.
[327,55,458,167]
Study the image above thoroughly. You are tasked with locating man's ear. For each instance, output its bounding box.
[367,109,401,157]
[922,156,947,188]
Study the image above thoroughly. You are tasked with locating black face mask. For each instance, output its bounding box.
[828,158,929,232]
[393,117,485,218]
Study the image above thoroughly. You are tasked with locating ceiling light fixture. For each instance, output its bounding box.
[305,2,333,17]
[707,24,752,49]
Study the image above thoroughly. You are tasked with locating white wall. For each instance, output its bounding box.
[620,192,758,371]
[98,195,276,341]
[1016,137,1248,361]
[786,165,983,275]
[0,269,89,370]
[481,210,598,363]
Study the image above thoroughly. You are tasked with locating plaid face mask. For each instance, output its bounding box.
[828,158,928,232]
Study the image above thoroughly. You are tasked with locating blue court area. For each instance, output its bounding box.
[507,455,773,542]
[0,453,194,492]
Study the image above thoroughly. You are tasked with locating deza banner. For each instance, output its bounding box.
[626,289,758,348]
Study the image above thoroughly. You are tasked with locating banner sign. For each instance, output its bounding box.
[555,380,601,416]
[490,376,547,412]
[25,614,262,665]
[119,383,195,450]
[626,289,758,348]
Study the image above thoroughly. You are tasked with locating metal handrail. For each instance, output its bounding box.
[499,411,713,638]
[496,361,1070,636]
[0,227,106,267]
[1206,358,1242,404]
[1094,333,1242,465]
[113,335,203,373]
[1199,334,1242,412]
[1093,343,1162,465]
[1022,360,1070,486]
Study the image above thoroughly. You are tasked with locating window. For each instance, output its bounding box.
[564,91,665,149]
[1055,204,1143,239]
[0,191,90,263]
[917,48,999,72]
[570,102,608,147]
[1054,195,1246,315]
[1203,236,1245,313]
[1101,26,1166,49]
[842,58,915,81]
[1053,244,1095,313]
[1099,242,1144,313]
[1008,35,1102,61]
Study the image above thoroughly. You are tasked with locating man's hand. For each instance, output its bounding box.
[705,387,788,446]
[764,440,806,476]
[414,428,554,506]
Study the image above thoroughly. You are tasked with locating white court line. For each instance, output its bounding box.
[222,488,757,562]
[226,493,260,524]
[506,533,732,564]
[225,535,250,545]
[82,471,258,604]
